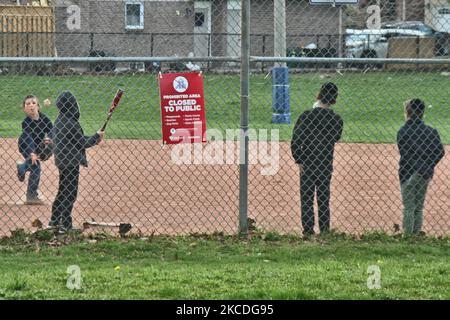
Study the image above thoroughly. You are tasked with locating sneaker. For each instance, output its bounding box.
[302,230,315,240]
[16,160,25,182]
[25,195,45,205]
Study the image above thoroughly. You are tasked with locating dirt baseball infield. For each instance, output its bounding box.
[0,138,448,237]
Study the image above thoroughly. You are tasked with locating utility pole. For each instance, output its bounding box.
[271,0,290,124]
[274,0,287,67]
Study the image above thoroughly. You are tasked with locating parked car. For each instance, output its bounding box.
[345,21,448,62]
[381,21,449,56]
[345,29,388,60]
[345,27,435,60]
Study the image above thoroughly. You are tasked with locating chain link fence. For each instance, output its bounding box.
[0,0,448,237]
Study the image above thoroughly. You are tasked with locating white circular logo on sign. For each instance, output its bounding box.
[170,128,176,134]
[173,76,189,93]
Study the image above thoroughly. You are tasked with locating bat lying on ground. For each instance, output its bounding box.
[100,88,124,132]
[32,219,132,237]
[83,220,132,237]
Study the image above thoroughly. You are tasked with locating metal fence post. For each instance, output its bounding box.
[90,32,94,52]
[239,0,250,237]
[262,34,266,72]
[150,33,154,57]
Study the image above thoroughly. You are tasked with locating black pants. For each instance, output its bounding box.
[50,166,80,229]
[300,171,332,235]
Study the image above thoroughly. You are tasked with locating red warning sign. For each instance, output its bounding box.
[159,72,207,144]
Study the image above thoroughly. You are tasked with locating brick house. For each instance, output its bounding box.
[1,0,341,62]
[51,0,341,59]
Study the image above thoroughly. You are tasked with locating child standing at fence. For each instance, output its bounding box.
[397,99,444,235]
[16,95,53,205]
[49,91,104,233]
[291,82,344,237]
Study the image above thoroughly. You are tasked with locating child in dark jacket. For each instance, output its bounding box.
[291,82,344,237]
[397,99,445,235]
[16,95,53,205]
[49,91,104,232]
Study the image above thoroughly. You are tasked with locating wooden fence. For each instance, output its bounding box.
[0,5,55,57]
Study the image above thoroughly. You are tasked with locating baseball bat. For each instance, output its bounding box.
[101,88,124,131]
[82,221,132,236]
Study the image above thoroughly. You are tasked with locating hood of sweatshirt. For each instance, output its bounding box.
[56,91,80,121]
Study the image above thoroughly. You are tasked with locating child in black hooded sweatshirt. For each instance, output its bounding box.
[49,91,104,232]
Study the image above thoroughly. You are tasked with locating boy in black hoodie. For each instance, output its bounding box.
[49,91,104,232]
[291,83,343,237]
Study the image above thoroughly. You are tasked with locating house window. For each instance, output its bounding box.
[125,1,144,30]
[195,12,205,27]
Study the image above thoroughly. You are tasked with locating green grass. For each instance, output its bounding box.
[0,232,449,299]
[0,72,449,143]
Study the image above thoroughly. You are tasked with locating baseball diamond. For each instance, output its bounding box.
[0,0,449,302]
[1,139,448,236]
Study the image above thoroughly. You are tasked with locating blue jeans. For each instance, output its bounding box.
[18,156,41,198]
